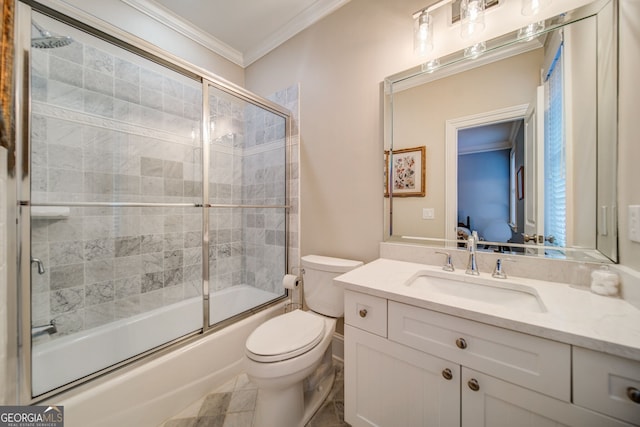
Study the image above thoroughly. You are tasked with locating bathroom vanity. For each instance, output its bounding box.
[336,258,640,427]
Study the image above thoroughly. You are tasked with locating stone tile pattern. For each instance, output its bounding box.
[161,361,347,427]
[28,35,299,337]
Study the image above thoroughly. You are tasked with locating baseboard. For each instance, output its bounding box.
[332,333,344,362]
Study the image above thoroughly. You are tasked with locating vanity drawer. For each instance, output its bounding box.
[345,290,387,337]
[573,347,640,425]
[388,301,571,401]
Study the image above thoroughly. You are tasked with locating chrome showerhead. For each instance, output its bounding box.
[31,21,73,49]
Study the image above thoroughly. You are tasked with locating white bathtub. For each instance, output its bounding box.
[35,286,284,426]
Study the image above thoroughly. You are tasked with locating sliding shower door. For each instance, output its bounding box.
[27,11,204,396]
[205,84,288,325]
[20,4,290,400]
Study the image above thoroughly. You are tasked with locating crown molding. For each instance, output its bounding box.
[121,0,244,66]
[458,139,512,155]
[243,0,351,66]
[122,0,351,68]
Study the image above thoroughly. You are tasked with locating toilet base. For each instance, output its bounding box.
[253,364,335,427]
[302,367,335,426]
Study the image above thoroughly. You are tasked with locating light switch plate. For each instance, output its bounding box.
[630,205,640,243]
[422,208,435,220]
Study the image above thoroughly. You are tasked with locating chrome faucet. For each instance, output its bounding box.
[465,235,479,275]
[492,258,514,279]
[492,258,507,279]
[435,251,454,272]
[31,257,45,275]
[31,320,57,338]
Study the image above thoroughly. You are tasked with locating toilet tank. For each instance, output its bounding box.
[301,255,363,317]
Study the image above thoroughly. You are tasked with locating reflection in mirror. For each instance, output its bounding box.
[384,0,617,262]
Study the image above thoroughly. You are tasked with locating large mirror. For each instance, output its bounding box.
[384,0,617,262]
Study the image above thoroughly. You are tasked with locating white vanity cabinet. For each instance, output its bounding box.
[344,290,637,427]
[573,347,640,425]
[345,324,460,426]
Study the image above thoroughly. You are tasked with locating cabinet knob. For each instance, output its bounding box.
[359,309,368,318]
[628,387,640,404]
[442,368,453,380]
[456,338,468,349]
[468,378,480,392]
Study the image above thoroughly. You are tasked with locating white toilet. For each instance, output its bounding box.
[244,254,363,427]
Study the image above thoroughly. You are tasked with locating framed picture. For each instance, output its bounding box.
[517,166,524,200]
[384,146,426,197]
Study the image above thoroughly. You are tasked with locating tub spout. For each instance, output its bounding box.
[31,257,45,274]
[32,320,57,338]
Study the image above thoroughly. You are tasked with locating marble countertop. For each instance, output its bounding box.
[335,258,640,362]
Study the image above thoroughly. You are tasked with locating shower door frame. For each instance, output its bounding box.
[11,0,293,404]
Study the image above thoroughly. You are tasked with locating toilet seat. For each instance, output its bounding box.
[246,310,326,363]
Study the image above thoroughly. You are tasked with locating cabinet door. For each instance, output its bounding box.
[461,368,633,427]
[345,325,460,427]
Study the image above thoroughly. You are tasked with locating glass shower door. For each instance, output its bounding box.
[206,83,287,325]
[28,11,204,396]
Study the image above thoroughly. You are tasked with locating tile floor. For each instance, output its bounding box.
[161,360,348,427]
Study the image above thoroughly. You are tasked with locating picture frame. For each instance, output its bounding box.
[384,146,426,197]
[517,165,524,200]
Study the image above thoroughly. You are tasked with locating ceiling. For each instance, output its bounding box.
[121,0,351,67]
[458,120,523,155]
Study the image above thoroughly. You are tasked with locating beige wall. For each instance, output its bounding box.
[391,50,542,238]
[245,0,429,262]
[618,0,640,271]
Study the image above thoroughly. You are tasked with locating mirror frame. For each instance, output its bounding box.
[384,0,618,262]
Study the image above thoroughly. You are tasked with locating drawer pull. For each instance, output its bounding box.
[628,387,640,404]
[442,368,453,380]
[359,309,368,318]
[468,378,480,392]
[456,338,468,349]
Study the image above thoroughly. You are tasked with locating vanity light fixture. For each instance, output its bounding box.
[460,0,486,39]
[413,0,490,57]
[464,41,487,58]
[521,0,551,16]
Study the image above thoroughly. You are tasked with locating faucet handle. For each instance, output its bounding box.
[435,251,455,272]
[492,258,514,279]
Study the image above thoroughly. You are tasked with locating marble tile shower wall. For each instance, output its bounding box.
[207,94,244,293]
[26,38,298,338]
[29,41,204,336]
[206,85,297,295]
[240,85,299,295]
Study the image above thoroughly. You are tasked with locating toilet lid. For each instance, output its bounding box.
[246,310,325,363]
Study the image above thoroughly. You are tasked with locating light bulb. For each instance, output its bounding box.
[422,58,441,73]
[460,0,485,39]
[464,41,486,59]
[517,21,545,41]
[414,11,433,56]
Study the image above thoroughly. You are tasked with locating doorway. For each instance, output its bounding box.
[444,105,528,245]
[457,120,523,248]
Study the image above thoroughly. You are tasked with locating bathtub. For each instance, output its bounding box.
[36,286,284,426]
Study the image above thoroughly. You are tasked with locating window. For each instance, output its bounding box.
[544,42,566,247]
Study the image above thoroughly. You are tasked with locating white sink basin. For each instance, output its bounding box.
[405,271,547,313]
